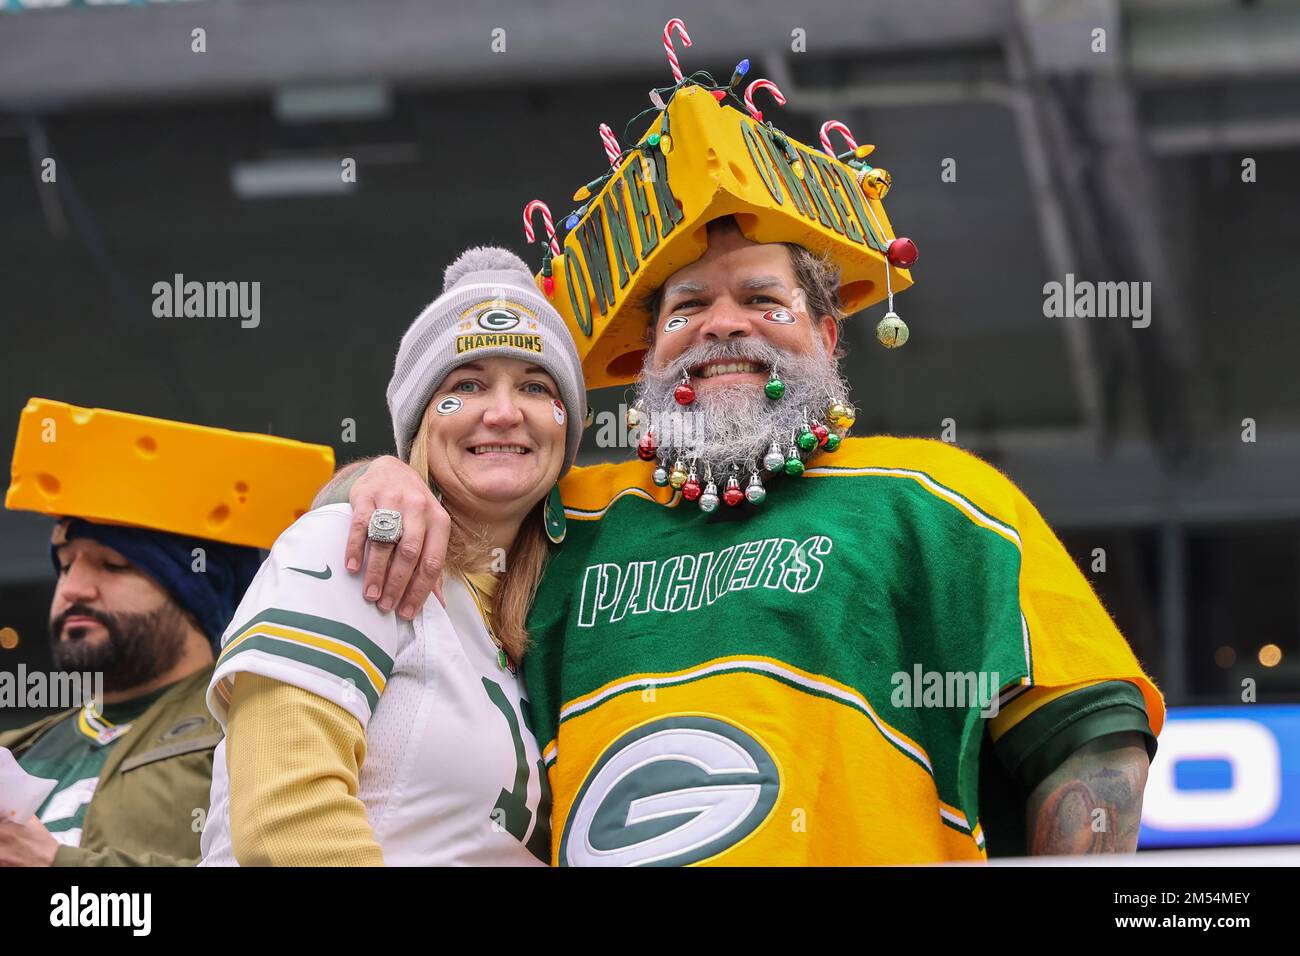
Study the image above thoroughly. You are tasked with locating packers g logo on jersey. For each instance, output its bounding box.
[476,307,521,332]
[559,715,780,867]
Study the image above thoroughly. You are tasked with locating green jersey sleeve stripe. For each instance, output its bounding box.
[224,607,395,677]
[217,634,382,713]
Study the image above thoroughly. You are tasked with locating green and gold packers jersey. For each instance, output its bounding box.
[523,436,1164,866]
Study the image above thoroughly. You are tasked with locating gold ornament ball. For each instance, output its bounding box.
[861,166,892,200]
[876,311,909,349]
[827,402,850,425]
[669,468,687,490]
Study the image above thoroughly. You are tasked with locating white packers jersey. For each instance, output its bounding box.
[200,504,549,866]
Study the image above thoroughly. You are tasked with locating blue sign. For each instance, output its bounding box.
[1140,705,1300,848]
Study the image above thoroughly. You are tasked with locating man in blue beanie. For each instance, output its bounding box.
[0,518,260,866]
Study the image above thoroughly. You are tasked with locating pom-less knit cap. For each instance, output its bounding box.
[387,247,587,476]
[51,518,261,649]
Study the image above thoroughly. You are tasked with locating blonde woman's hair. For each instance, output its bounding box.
[407,405,554,662]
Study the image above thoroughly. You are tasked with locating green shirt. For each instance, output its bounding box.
[524,437,1163,864]
[19,686,170,847]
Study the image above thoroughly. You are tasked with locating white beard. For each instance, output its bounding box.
[632,335,851,478]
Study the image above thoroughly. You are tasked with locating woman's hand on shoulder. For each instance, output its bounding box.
[345,455,448,617]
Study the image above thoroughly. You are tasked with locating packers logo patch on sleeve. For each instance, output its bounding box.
[558,715,780,867]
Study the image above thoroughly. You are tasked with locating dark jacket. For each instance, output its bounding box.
[0,665,220,866]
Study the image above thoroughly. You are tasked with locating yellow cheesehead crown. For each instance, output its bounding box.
[530,79,914,389]
[6,398,336,549]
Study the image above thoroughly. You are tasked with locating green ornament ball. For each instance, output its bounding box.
[824,433,842,452]
[796,428,818,452]
[765,378,786,400]
[784,457,805,476]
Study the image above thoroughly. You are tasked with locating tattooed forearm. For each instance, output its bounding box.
[311,459,374,510]
[1026,732,1149,855]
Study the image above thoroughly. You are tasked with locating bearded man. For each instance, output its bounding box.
[0,518,259,866]
[2,397,328,866]
[315,219,1161,867]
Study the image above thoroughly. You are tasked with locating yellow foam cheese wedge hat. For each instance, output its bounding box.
[527,36,916,390]
[6,398,335,550]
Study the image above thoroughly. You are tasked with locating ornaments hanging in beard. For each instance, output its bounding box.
[631,326,853,512]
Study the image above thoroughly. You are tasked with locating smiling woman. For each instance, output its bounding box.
[200,247,587,867]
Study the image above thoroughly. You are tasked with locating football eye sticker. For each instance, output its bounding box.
[552,400,566,426]
[435,396,463,415]
[663,315,690,333]
[762,309,797,325]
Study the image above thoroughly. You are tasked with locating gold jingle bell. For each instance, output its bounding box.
[859,166,892,200]
[876,311,909,349]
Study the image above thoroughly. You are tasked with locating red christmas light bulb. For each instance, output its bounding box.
[636,431,658,462]
[542,275,555,296]
[723,479,744,506]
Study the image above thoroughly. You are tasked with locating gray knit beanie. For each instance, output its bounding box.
[387,247,587,477]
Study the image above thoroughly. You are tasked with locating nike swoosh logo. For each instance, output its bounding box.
[287,565,332,580]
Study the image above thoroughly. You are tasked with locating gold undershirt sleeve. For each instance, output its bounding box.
[226,672,384,866]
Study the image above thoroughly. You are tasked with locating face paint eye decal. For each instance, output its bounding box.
[663,315,690,333]
[435,396,463,415]
[762,309,797,325]
[476,307,520,332]
[552,400,566,425]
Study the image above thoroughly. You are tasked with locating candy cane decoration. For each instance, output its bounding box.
[523,200,560,258]
[663,18,692,84]
[819,120,858,158]
[598,123,622,167]
[744,79,786,123]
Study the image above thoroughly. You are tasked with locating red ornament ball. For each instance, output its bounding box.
[673,382,696,405]
[682,479,702,501]
[887,237,918,268]
[636,433,658,462]
[812,424,830,446]
[542,275,555,296]
[723,485,745,506]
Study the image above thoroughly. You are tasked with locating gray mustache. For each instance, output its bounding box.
[667,340,784,378]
